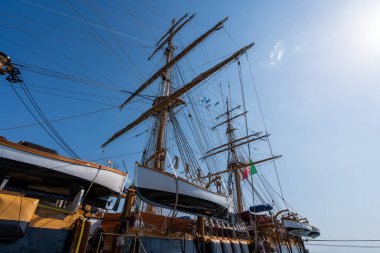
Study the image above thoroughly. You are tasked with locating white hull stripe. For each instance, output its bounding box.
[0,144,126,193]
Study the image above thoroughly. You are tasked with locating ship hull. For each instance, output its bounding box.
[0,139,126,193]
[134,165,233,218]
[107,235,306,253]
[0,227,72,253]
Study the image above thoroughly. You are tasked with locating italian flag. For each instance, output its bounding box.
[242,159,258,180]
[248,159,257,175]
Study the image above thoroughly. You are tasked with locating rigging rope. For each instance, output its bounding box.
[245,53,288,209]
[237,59,258,251]
[0,105,117,131]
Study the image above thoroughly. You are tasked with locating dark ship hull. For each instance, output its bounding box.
[0,228,72,253]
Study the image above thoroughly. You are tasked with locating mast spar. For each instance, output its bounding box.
[101,18,255,214]
[223,99,244,212]
[101,42,254,148]
[203,99,281,213]
[119,16,228,109]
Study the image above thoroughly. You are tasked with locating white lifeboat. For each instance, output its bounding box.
[308,226,321,238]
[283,219,312,236]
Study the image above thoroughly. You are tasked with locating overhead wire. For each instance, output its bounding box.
[10,62,156,101]
[4,81,125,101]
[7,81,79,158]
[0,19,152,49]
[11,62,124,93]
[64,0,135,79]
[305,243,380,249]
[18,79,80,158]
[137,0,171,23]
[0,35,125,93]
[21,0,153,47]
[0,105,117,131]
[0,19,92,43]
[107,1,165,31]
[0,10,90,35]
[0,82,118,107]
[0,11,154,50]
[0,28,154,111]
[78,0,145,82]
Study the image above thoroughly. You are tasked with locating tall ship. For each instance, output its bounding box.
[0,13,319,252]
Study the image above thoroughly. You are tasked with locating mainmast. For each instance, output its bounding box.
[102,16,253,150]
[101,18,257,202]
[154,19,175,171]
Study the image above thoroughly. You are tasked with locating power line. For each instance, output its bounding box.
[0,18,152,48]
[6,82,125,101]
[0,106,117,131]
[64,0,138,83]
[83,0,145,81]
[11,62,157,101]
[307,239,380,242]
[21,0,153,47]
[0,83,118,106]
[0,35,125,93]
[107,1,165,31]
[8,81,79,158]
[20,80,80,158]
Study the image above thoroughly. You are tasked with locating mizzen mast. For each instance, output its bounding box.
[205,99,281,213]
[225,99,244,212]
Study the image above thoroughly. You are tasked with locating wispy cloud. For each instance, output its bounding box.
[269,41,285,65]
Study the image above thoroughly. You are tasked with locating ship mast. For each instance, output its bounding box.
[102,16,254,150]
[154,18,175,171]
[203,100,282,213]
[225,99,244,212]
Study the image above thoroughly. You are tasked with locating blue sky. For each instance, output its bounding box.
[1,1,380,252]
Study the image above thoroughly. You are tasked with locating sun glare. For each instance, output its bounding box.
[349,3,380,58]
